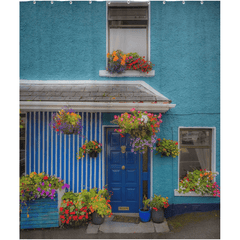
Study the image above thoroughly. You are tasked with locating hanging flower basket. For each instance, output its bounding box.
[112,108,162,154]
[49,108,83,135]
[155,138,180,158]
[77,140,102,159]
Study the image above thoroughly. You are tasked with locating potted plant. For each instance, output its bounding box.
[49,108,83,135]
[59,192,89,228]
[77,140,102,159]
[20,172,70,229]
[107,50,127,74]
[155,138,180,157]
[178,169,220,197]
[87,188,112,225]
[112,108,162,154]
[139,195,151,222]
[150,194,169,223]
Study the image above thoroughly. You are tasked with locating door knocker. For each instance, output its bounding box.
[121,145,126,153]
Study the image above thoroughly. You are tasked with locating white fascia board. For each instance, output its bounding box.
[20,101,176,113]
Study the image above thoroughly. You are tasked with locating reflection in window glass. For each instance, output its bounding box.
[179,129,212,179]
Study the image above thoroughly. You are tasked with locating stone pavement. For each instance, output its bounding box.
[86,213,170,234]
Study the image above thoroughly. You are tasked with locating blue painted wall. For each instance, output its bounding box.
[20,1,220,206]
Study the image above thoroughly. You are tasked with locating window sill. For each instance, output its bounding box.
[174,189,214,197]
[99,70,155,78]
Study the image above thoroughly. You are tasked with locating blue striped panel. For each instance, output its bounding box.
[26,111,103,193]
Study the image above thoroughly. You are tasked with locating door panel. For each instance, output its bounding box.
[107,128,140,213]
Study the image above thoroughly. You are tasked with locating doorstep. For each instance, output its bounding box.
[86,213,170,234]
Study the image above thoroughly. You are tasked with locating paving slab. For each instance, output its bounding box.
[86,223,100,234]
[98,215,155,234]
[153,218,170,233]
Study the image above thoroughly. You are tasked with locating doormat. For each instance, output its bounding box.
[112,215,140,224]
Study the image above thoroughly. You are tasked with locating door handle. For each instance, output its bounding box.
[122,165,125,170]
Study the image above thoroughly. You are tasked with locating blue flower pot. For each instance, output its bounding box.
[139,209,151,222]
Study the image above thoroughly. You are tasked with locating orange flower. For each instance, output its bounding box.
[200,174,203,177]
[107,53,110,58]
[113,56,119,62]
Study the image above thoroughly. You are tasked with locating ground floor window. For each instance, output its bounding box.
[179,128,215,179]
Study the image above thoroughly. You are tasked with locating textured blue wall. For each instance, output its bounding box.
[20,1,220,205]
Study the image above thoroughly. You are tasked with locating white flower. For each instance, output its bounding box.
[141,115,148,123]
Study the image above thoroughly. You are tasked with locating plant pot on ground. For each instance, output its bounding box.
[139,195,151,222]
[150,194,169,223]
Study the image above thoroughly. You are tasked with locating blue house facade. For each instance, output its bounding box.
[20,0,220,217]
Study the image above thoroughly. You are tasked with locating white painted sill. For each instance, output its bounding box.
[174,189,214,197]
[99,70,155,77]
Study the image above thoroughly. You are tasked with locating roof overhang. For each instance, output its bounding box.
[20,80,176,113]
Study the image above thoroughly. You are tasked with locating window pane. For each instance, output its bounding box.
[109,28,147,58]
[180,129,212,146]
[180,148,211,179]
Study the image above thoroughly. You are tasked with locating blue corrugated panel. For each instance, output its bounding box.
[25,111,103,193]
[20,196,59,229]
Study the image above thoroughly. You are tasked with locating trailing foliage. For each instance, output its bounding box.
[142,195,151,211]
[156,138,180,158]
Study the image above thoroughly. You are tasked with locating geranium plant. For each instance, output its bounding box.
[20,172,70,204]
[77,140,102,159]
[49,108,83,135]
[112,108,162,153]
[156,138,180,158]
[150,194,169,210]
[59,192,89,227]
[107,50,127,74]
[178,169,220,197]
[125,52,154,73]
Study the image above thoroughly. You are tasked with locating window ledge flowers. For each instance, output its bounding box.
[156,138,180,158]
[177,169,220,198]
[77,140,102,159]
[106,50,154,74]
[49,108,83,135]
[112,108,162,154]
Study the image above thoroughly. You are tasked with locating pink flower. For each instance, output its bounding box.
[130,108,135,112]
[144,111,147,114]
[138,111,141,113]
[206,185,209,188]
[138,118,141,121]
[158,113,162,118]
[121,118,124,121]
[133,116,136,119]
[114,115,118,119]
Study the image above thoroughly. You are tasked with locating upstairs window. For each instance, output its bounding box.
[107,2,149,61]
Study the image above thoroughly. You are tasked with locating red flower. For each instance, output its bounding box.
[175,142,178,145]
[157,138,161,141]
[70,211,76,215]
[65,210,69,214]
[153,207,158,211]
[60,207,63,212]
[43,176,48,180]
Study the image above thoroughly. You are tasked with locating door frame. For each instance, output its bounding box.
[102,125,153,211]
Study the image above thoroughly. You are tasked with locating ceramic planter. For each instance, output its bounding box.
[139,209,151,222]
[151,207,164,223]
[92,212,104,225]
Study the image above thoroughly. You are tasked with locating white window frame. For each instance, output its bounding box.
[99,1,153,77]
[174,126,217,197]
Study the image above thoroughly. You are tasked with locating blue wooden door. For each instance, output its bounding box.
[106,128,140,213]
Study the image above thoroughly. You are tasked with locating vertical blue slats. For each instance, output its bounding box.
[26,111,103,192]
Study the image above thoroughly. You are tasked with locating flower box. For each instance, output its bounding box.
[20,190,64,229]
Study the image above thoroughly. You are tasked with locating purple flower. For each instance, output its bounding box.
[51,189,56,194]
[46,191,50,196]
[49,183,51,187]
[41,190,45,195]
[41,182,45,186]
[37,187,41,192]
[51,196,54,199]
[34,195,37,198]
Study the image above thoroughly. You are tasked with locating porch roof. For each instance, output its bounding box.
[20,80,176,113]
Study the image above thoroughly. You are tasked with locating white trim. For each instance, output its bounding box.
[150,150,153,200]
[176,126,217,195]
[174,189,215,197]
[99,70,155,77]
[20,101,175,113]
